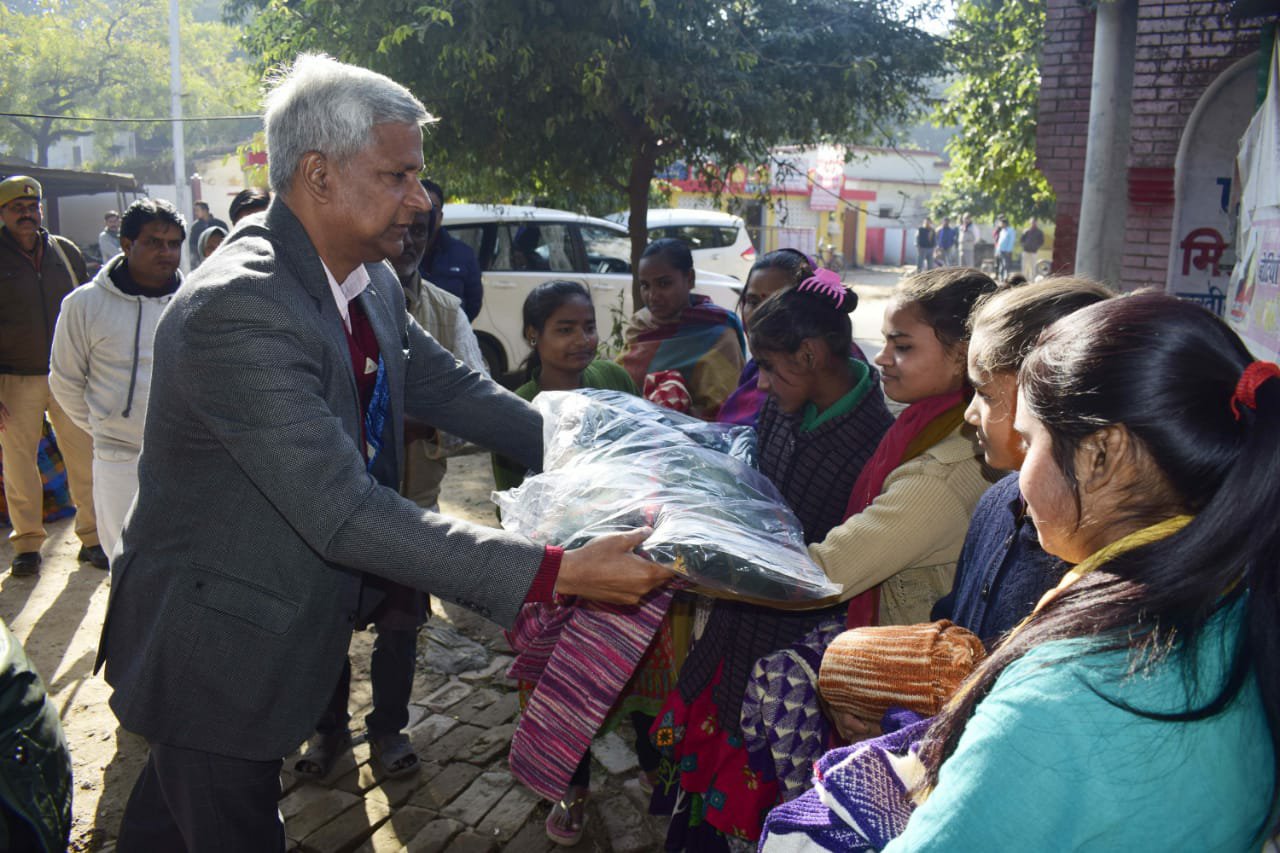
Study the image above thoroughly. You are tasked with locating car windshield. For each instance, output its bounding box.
[650,224,738,249]
[581,225,631,274]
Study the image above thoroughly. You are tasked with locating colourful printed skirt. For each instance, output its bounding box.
[650,661,780,847]
[649,614,848,850]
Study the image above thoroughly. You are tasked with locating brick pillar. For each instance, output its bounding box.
[1037,0,1097,275]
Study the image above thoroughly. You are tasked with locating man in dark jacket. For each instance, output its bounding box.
[416,179,484,321]
[915,217,936,272]
[99,55,668,851]
[0,176,104,577]
[1020,217,1046,279]
[936,217,958,266]
[187,201,228,269]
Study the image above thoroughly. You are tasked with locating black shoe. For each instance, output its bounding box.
[9,552,41,577]
[78,545,110,571]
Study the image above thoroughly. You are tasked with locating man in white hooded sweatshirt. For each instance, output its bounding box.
[50,198,185,563]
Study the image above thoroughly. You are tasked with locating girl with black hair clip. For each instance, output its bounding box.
[650,269,893,850]
[886,292,1279,850]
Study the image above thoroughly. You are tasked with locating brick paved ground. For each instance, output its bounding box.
[270,596,670,853]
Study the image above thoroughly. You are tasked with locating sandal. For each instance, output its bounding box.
[293,730,352,781]
[369,732,420,779]
[545,786,589,847]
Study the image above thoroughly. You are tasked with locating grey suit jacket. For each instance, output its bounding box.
[98,201,546,761]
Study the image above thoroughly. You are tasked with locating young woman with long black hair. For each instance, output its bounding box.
[886,292,1278,849]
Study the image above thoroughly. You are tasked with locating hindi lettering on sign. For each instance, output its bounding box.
[1258,251,1280,287]
[1176,285,1227,317]
[1179,227,1228,276]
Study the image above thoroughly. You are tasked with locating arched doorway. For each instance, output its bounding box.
[1165,53,1258,314]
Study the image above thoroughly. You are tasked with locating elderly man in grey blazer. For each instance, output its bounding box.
[97,54,669,852]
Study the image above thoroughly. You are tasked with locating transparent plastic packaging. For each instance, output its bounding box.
[494,390,841,602]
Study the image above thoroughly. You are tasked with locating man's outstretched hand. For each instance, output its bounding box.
[556,528,671,605]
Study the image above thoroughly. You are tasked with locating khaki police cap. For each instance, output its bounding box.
[0,176,43,208]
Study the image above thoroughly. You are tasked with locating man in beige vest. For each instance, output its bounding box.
[397,201,487,509]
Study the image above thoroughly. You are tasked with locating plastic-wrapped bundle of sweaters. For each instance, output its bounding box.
[494,388,841,603]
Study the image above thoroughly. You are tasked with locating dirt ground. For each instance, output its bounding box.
[0,265,904,851]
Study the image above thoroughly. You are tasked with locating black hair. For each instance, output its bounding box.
[640,237,693,273]
[193,200,210,212]
[229,188,271,225]
[738,248,815,310]
[748,248,815,283]
[747,279,857,357]
[894,267,997,349]
[421,178,445,202]
[520,279,593,380]
[120,197,186,241]
[922,292,1280,838]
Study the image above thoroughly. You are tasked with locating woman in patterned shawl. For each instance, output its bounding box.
[616,238,745,420]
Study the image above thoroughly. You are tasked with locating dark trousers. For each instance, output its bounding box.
[316,627,417,738]
[998,250,1014,280]
[117,741,284,853]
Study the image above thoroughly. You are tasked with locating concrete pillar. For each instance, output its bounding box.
[169,0,190,275]
[1075,0,1139,287]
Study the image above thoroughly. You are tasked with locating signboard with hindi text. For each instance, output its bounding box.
[1166,57,1257,316]
[808,145,844,212]
[1229,213,1280,358]
[1228,40,1280,360]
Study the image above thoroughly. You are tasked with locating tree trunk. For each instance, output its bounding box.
[627,140,657,306]
[36,119,55,167]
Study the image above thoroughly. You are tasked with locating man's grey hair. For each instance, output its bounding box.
[263,53,435,193]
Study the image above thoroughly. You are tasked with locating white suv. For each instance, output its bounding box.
[607,208,757,281]
[442,204,743,381]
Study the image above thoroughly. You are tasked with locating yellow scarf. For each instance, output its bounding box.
[941,514,1194,718]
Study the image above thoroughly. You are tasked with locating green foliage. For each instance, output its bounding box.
[235,0,944,283]
[0,0,259,167]
[931,0,1055,223]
